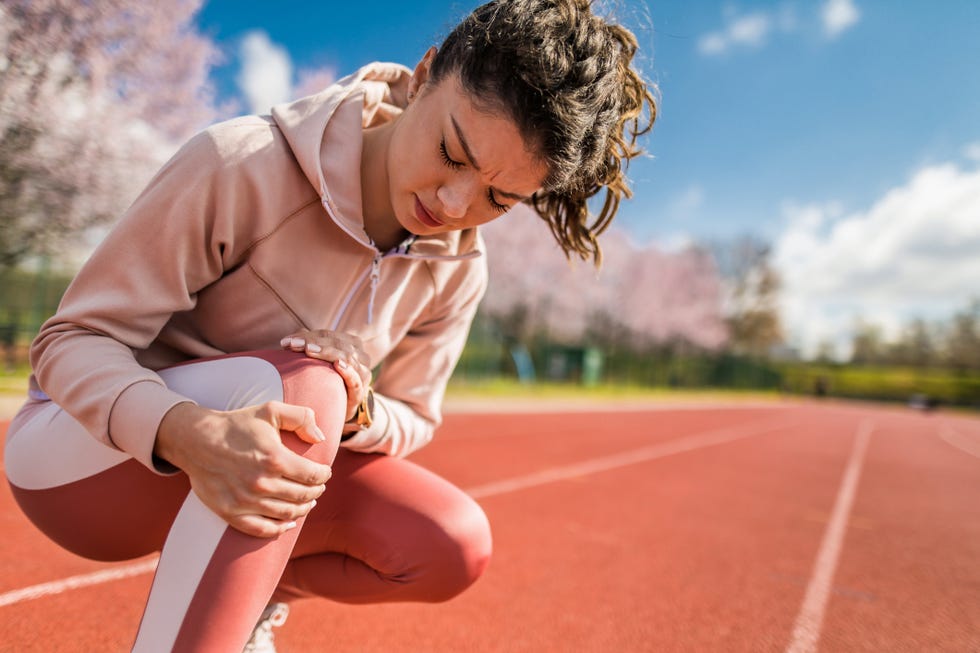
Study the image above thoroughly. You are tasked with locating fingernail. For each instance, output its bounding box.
[307,343,322,353]
[290,338,305,347]
[310,499,318,508]
[336,360,348,369]
[313,425,325,442]
[280,337,291,347]
[284,521,298,530]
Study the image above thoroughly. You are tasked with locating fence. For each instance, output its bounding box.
[3,268,978,408]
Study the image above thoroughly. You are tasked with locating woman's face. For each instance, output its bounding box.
[385,55,548,237]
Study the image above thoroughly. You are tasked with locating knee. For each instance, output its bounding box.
[260,350,348,437]
[419,500,493,603]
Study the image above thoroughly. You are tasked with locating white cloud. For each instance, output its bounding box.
[666,184,705,220]
[774,160,980,358]
[822,0,860,38]
[964,141,980,162]
[699,2,858,56]
[658,232,696,253]
[698,12,773,55]
[236,31,292,114]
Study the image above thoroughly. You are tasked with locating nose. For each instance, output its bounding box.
[437,175,478,219]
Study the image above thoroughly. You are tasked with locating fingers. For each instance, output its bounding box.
[334,360,364,419]
[263,400,326,445]
[228,497,319,538]
[278,331,372,420]
[181,405,337,539]
[224,464,328,538]
[230,470,327,537]
[190,471,325,539]
[280,331,371,378]
[231,462,328,538]
[278,449,333,487]
[231,512,307,539]
[231,515,293,539]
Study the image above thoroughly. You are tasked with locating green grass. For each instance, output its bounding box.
[779,363,980,407]
[0,367,29,396]
[445,377,781,403]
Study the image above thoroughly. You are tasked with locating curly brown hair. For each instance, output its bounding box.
[430,0,658,264]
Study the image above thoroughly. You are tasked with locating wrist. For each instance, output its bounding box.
[342,388,375,439]
[154,401,207,467]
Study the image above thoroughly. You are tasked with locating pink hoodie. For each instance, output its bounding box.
[27,63,488,470]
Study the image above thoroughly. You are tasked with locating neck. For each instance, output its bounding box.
[360,121,407,251]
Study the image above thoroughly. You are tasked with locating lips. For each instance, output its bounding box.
[414,195,443,228]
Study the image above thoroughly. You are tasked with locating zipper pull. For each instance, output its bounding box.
[367,253,382,324]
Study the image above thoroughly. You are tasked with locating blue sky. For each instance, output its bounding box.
[195,1,980,357]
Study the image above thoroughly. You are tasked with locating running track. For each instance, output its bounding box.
[1,400,978,652]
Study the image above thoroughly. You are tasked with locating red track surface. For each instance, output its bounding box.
[1,401,978,652]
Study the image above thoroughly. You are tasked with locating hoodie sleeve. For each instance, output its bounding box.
[29,123,272,472]
[340,255,488,458]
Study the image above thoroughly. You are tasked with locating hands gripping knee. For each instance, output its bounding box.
[155,400,335,539]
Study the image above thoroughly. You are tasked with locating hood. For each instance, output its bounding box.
[271,62,481,261]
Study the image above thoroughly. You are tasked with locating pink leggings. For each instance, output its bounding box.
[4,351,492,652]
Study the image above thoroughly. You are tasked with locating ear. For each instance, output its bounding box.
[407,46,438,102]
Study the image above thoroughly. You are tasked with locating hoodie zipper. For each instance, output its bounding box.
[328,249,412,329]
[319,197,479,330]
[367,252,382,324]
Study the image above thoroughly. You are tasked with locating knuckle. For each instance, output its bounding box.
[270,503,294,520]
[248,476,268,495]
[258,401,278,420]
[229,485,252,506]
[307,487,325,502]
[264,456,286,476]
[307,468,328,485]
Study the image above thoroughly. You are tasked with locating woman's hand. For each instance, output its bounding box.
[154,401,333,538]
[281,330,372,421]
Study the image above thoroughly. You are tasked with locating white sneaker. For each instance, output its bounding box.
[243,602,289,653]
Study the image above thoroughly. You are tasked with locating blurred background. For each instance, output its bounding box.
[1,0,978,408]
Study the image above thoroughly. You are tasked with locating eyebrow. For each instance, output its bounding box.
[450,115,531,202]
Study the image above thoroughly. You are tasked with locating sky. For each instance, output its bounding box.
[194,0,980,359]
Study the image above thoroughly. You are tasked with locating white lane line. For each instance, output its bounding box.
[938,425,980,459]
[0,416,793,609]
[785,419,874,653]
[0,558,158,607]
[465,416,792,499]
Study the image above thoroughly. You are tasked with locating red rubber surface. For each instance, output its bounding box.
[1,401,978,652]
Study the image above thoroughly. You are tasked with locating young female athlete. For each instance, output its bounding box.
[4,1,656,650]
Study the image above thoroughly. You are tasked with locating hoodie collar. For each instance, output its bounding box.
[271,62,481,261]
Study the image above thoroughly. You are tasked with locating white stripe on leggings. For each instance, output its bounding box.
[131,493,229,653]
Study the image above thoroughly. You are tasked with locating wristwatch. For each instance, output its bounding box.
[341,387,375,437]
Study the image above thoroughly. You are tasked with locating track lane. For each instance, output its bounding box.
[1,403,978,652]
[817,410,980,653]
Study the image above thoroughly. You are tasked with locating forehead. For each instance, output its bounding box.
[433,76,548,195]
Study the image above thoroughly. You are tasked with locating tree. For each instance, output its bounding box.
[480,205,728,351]
[849,319,885,365]
[888,318,936,368]
[0,0,219,269]
[944,298,980,372]
[709,235,783,357]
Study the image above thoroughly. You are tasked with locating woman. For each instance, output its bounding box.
[4,0,656,650]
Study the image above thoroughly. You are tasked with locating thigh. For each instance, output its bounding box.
[292,449,493,586]
[4,351,342,561]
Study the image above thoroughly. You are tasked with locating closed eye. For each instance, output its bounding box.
[488,189,509,213]
[442,136,512,214]
[439,139,463,170]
